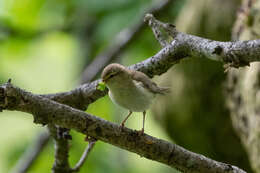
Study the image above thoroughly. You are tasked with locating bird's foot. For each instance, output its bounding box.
[119,123,125,131]
[84,135,91,142]
[137,128,144,136]
[84,135,97,142]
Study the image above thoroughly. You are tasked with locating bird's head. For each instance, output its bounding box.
[101,63,127,83]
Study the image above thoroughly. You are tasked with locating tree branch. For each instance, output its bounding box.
[41,14,260,113]
[7,1,173,172]
[71,139,96,172]
[64,2,174,170]
[3,13,259,173]
[80,0,173,83]
[48,125,71,173]
[0,82,246,173]
[144,13,260,68]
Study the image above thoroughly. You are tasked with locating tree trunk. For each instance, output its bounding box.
[227,0,260,172]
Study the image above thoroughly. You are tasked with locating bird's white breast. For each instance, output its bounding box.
[107,80,155,112]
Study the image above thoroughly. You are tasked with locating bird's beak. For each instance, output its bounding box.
[102,78,107,83]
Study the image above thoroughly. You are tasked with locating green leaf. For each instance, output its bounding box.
[97,81,106,91]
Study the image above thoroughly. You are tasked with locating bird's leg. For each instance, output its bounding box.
[120,111,132,127]
[138,111,146,135]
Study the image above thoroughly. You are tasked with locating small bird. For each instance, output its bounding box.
[101,63,169,134]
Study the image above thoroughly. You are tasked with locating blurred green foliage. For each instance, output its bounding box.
[0,0,183,172]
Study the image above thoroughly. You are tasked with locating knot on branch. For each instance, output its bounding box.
[223,51,250,72]
[0,79,17,111]
[212,46,223,55]
[58,127,72,140]
[144,13,154,24]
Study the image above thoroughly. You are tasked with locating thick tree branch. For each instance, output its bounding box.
[0,82,246,173]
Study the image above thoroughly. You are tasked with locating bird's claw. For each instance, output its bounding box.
[138,128,144,136]
[85,135,97,142]
[119,123,125,131]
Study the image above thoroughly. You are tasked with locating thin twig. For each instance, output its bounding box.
[71,139,97,172]
[144,14,171,47]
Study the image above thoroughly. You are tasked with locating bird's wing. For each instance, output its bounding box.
[130,70,170,94]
